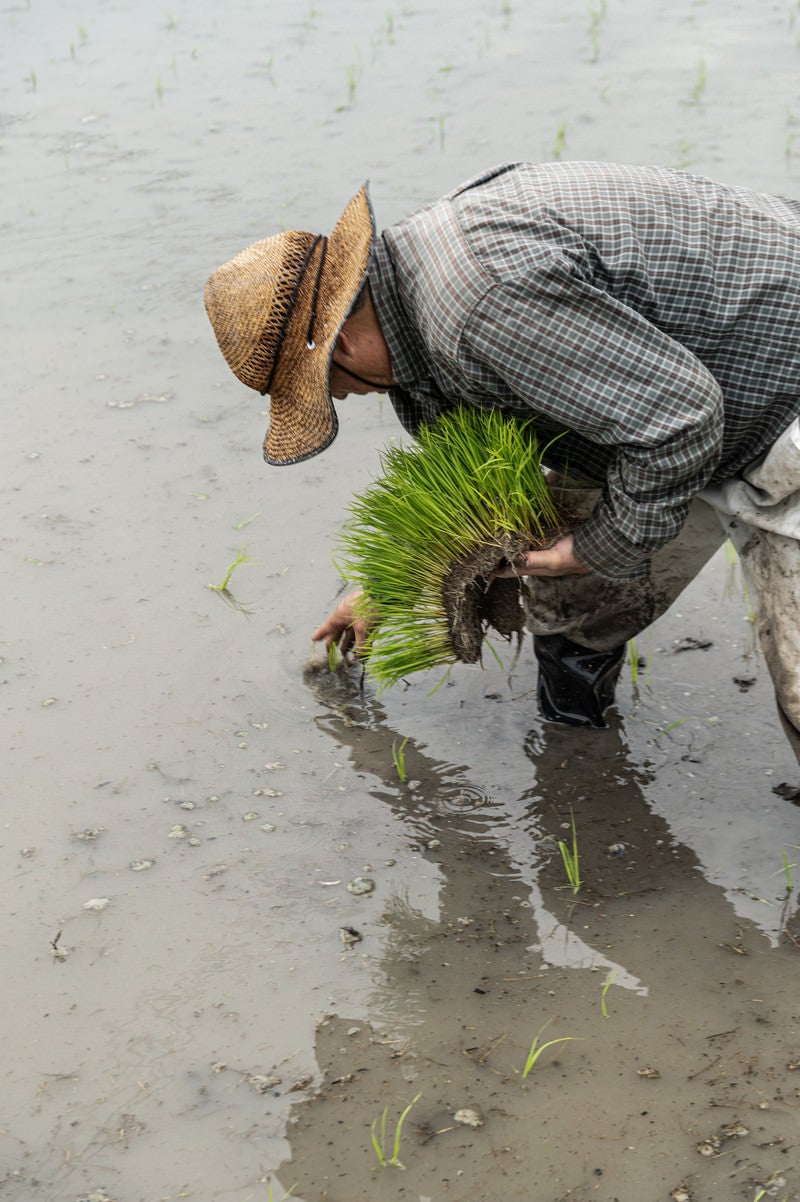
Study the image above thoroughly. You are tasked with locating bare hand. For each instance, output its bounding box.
[494,533,591,579]
[311,588,379,654]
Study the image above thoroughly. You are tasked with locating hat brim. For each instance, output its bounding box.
[263,184,375,466]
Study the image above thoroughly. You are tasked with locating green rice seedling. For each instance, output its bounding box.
[600,970,616,1018]
[648,711,691,740]
[552,120,568,160]
[687,58,707,105]
[25,68,37,92]
[724,538,739,566]
[208,547,253,593]
[780,847,796,892]
[627,638,640,688]
[586,0,607,61]
[391,736,410,782]
[520,1021,577,1079]
[785,110,798,165]
[345,62,359,103]
[336,407,563,690]
[370,1093,421,1169]
[557,810,580,894]
[752,1181,789,1202]
[234,512,259,530]
[722,539,755,622]
[626,640,652,692]
[266,1183,296,1202]
[670,135,695,170]
[426,114,447,150]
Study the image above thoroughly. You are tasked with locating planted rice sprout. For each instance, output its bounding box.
[391,736,410,782]
[209,546,254,593]
[627,638,640,688]
[336,408,565,690]
[266,1184,296,1202]
[370,1092,421,1169]
[586,0,607,61]
[344,61,360,103]
[600,969,616,1018]
[520,1021,577,1079]
[687,57,707,105]
[627,639,650,691]
[552,119,569,160]
[780,846,796,893]
[558,809,581,894]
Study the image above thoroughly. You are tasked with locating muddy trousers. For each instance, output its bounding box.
[527,419,800,764]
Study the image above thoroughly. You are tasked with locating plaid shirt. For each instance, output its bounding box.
[368,162,800,578]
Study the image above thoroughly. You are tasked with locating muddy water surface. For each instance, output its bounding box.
[3,1,800,1200]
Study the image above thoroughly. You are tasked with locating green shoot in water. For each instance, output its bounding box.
[627,639,652,692]
[558,810,581,894]
[687,57,707,105]
[781,847,796,892]
[627,638,640,688]
[266,1184,296,1202]
[234,512,259,530]
[208,547,253,592]
[392,736,410,782]
[520,1022,577,1079]
[370,1093,421,1169]
[601,970,616,1018]
[552,119,568,159]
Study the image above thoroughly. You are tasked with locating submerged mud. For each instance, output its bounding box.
[279,687,800,1202]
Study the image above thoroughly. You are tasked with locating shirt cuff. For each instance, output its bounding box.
[571,519,651,580]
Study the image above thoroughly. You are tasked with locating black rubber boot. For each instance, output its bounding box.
[533,633,626,729]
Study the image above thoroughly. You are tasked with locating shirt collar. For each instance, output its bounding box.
[368,234,432,388]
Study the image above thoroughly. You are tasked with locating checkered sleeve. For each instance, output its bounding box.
[459,260,726,578]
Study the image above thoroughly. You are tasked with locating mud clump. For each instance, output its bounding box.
[442,530,559,663]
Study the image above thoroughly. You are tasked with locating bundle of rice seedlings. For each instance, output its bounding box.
[336,407,567,690]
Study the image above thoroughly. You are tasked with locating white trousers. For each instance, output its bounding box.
[528,419,800,759]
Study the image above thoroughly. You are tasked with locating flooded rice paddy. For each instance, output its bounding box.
[3,0,800,1199]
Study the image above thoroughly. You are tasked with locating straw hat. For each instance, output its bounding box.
[204,185,375,465]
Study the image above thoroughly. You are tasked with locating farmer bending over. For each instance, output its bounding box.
[205,162,800,762]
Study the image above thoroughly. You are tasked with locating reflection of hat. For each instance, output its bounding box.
[204,185,374,465]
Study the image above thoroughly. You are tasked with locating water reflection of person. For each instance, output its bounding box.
[281,670,800,1200]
